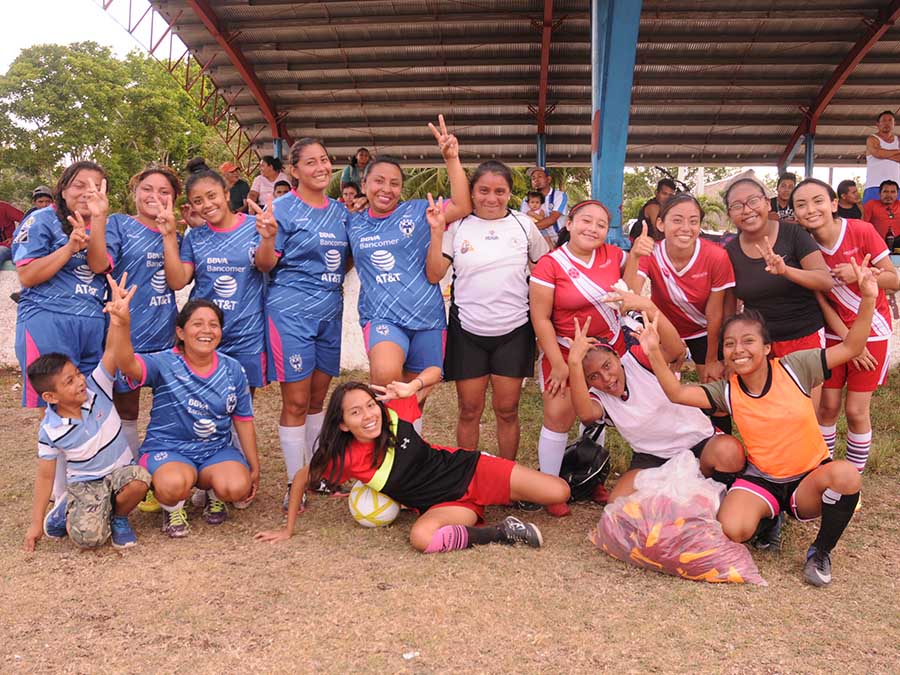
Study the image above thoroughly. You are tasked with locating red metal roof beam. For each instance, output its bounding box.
[536,0,554,135]
[778,0,900,169]
[184,0,291,144]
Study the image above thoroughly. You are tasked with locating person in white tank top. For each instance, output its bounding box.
[864,111,900,204]
[566,290,746,501]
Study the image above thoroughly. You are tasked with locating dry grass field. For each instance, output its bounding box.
[1,367,898,674]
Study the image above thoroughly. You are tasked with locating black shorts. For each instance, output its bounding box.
[628,435,712,471]
[684,335,724,364]
[443,312,536,381]
[731,459,831,520]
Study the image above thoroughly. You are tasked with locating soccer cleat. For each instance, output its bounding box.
[110,515,138,549]
[752,512,784,552]
[190,488,208,509]
[43,494,68,539]
[162,507,190,538]
[545,502,572,518]
[498,516,543,548]
[203,498,228,526]
[514,500,543,512]
[803,546,832,587]
[138,489,162,513]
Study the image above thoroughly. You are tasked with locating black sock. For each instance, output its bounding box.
[712,470,737,489]
[813,490,859,553]
[711,415,733,434]
[466,526,503,547]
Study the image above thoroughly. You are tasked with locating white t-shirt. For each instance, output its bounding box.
[589,347,713,460]
[519,188,569,234]
[442,211,548,336]
[250,172,292,205]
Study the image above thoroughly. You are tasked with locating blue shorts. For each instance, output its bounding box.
[226,351,267,388]
[363,321,447,373]
[139,446,249,475]
[15,309,106,408]
[863,186,881,204]
[267,313,341,382]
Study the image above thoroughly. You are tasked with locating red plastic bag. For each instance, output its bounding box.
[590,451,766,585]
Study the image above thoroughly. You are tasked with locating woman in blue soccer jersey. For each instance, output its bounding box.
[110,282,261,538]
[85,165,183,457]
[254,138,351,507]
[159,162,268,394]
[13,161,109,409]
[348,115,472,419]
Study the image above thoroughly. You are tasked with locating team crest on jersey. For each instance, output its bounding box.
[460,240,474,254]
[153,452,168,461]
[567,267,581,279]
[398,216,416,237]
[661,267,671,279]
[14,216,34,244]
[225,392,237,414]
[485,230,499,241]
[248,247,257,266]
[375,324,390,336]
[289,354,304,372]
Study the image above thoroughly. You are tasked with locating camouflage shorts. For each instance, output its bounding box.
[67,465,151,548]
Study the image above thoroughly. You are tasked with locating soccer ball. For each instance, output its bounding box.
[348,481,400,528]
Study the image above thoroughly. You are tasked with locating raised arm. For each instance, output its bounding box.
[825,256,877,370]
[565,317,606,424]
[157,197,193,290]
[424,194,452,283]
[103,274,143,381]
[84,179,111,273]
[638,311,714,409]
[622,222,653,292]
[429,115,472,222]
[603,289,685,364]
[249,197,278,273]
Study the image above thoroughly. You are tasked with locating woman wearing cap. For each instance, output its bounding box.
[529,199,630,516]
[425,160,548,460]
[221,162,250,213]
[341,148,371,188]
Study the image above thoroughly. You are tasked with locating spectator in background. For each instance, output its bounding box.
[519,166,568,246]
[0,198,25,265]
[340,182,360,204]
[836,179,863,219]
[525,191,545,224]
[220,162,250,213]
[273,180,292,199]
[770,172,798,224]
[340,147,371,188]
[629,178,676,241]
[862,179,899,242]
[248,155,290,206]
[23,185,53,220]
[864,110,900,205]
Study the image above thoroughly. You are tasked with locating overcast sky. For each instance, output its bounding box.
[0,0,861,184]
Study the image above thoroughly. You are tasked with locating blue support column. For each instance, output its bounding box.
[590,0,642,248]
[536,133,547,167]
[804,132,815,177]
[273,138,284,161]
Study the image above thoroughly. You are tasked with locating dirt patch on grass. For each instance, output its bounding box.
[1,370,898,673]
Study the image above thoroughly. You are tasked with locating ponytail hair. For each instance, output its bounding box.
[184,158,226,196]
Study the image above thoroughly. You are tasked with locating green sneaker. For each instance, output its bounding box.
[203,498,228,526]
[162,507,190,538]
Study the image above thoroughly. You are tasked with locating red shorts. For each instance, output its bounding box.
[428,453,514,523]
[770,328,825,358]
[538,334,626,393]
[824,338,890,392]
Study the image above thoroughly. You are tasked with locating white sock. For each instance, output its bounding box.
[279,424,308,479]
[121,419,140,460]
[52,458,67,501]
[413,417,423,435]
[160,499,186,512]
[819,424,837,458]
[208,489,220,502]
[846,430,872,473]
[538,426,568,476]
[578,422,585,436]
[306,411,325,457]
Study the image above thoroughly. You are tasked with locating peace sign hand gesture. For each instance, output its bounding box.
[756,236,787,275]
[426,193,445,234]
[849,254,878,299]
[155,195,178,238]
[248,197,277,240]
[84,178,109,221]
[563,317,598,363]
[428,114,459,160]
[103,272,137,328]
[635,310,662,355]
[65,213,90,253]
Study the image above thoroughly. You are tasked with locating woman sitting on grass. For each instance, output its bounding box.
[637,256,876,588]
[255,366,570,554]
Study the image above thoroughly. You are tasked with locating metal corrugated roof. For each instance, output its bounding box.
[149,0,900,166]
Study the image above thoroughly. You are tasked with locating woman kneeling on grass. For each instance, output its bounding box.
[637,256,876,587]
[255,367,570,553]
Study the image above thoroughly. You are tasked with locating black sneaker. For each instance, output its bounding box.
[9,291,20,303]
[752,512,784,552]
[498,516,543,548]
[803,546,832,587]
[514,500,543,512]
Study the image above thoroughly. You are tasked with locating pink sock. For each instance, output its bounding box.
[423,525,469,554]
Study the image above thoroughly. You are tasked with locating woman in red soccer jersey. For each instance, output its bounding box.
[624,194,734,383]
[791,177,899,475]
[254,366,569,554]
[530,199,627,517]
